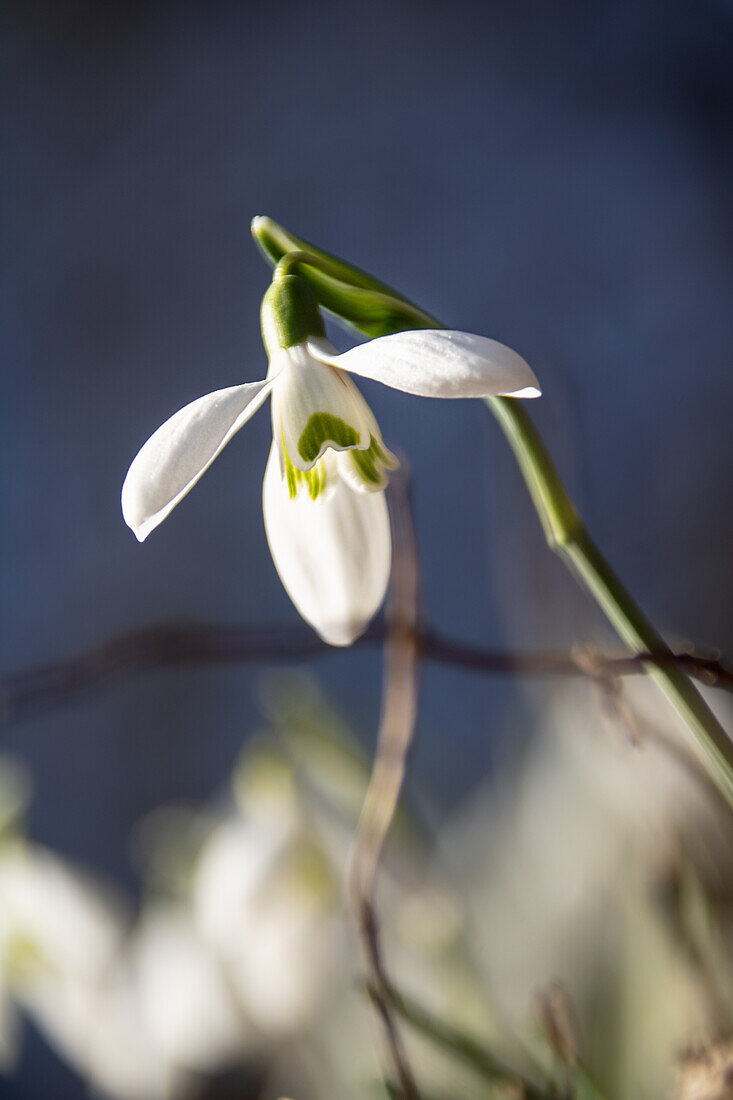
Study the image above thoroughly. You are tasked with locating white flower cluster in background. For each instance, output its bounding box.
[0,681,465,1100]
[0,717,355,1100]
[1,677,732,1100]
[442,679,733,1097]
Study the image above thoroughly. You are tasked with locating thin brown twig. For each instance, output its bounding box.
[347,473,422,1100]
[1,623,731,731]
[420,635,733,692]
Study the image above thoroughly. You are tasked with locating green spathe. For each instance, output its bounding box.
[252,218,436,338]
[260,271,325,356]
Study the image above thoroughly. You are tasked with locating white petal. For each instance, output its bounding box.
[308,330,541,399]
[133,908,244,1070]
[122,377,276,541]
[262,445,391,646]
[272,344,371,473]
[0,845,124,982]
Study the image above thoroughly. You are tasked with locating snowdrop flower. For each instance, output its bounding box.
[0,842,172,1099]
[122,265,540,644]
[0,843,124,989]
[193,812,344,1036]
[26,973,177,1100]
[131,906,246,1073]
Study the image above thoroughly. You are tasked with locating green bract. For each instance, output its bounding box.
[252,218,437,338]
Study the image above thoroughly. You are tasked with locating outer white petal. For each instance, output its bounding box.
[122,376,276,542]
[262,445,391,646]
[307,330,541,399]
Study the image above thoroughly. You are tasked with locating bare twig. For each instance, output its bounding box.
[419,636,733,693]
[1,623,730,731]
[347,474,422,1100]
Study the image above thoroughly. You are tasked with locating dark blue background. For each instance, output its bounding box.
[2,1,732,1094]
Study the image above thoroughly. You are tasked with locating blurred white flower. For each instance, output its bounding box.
[131,906,246,1072]
[442,681,733,1095]
[0,843,123,988]
[0,841,176,1100]
[26,972,176,1100]
[193,812,344,1035]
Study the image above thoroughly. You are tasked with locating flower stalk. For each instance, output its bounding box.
[252,217,733,810]
[489,396,733,809]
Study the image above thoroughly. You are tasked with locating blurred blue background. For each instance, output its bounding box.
[2,1,732,1092]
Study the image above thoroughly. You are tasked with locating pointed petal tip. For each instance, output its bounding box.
[509,385,542,399]
[120,489,156,542]
[128,518,151,543]
[250,215,273,237]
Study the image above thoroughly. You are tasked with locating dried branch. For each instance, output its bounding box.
[347,474,422,1100]
[1,623,730,731]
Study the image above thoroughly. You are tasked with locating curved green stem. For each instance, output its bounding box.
[251,217,733,809]
[487,396,733,809]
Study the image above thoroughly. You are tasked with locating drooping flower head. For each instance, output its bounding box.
[122,253,540,645]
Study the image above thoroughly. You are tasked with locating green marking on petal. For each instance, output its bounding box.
[349,436,400,490]
[351,445,382,485]
[297,413,359,464]
[372,437,399,470]
[307,462,322,500]
[285,455,299,498]
[282,431,330,501]
[282,422,396,500]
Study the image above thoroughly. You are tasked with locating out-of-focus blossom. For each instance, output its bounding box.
[0,839,176,1100]
[26,971,176,1100]
[0,843,123,987]
[442,681,733,1097]
[131,906,245,1071]
[192,775,345,1035]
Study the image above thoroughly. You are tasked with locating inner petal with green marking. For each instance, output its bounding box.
[297,412,359,464]
[273,343,371,473]
[338,435,400,494]
[272,342,398,501]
